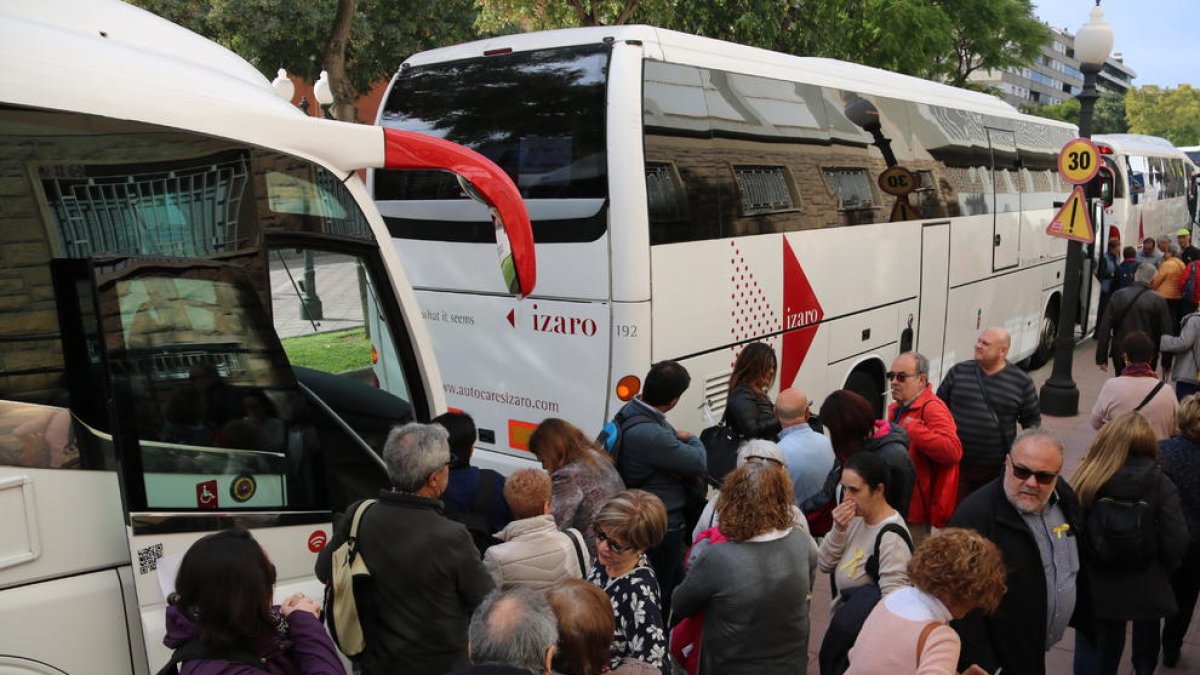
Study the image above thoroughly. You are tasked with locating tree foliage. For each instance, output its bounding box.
[1126,86,1200,146]
[1022,90,1128,135]
[475,0,1050,86]
[131,0,477,96]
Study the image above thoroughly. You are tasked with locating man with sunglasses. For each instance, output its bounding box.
[886,352,962,546]
[949,429,1084,675]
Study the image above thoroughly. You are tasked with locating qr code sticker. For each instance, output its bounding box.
[137,543,164,575]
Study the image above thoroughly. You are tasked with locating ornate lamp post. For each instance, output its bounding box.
[314,70,335,120]
[1039,2,1114,416]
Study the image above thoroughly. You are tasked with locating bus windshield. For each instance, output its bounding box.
[377,44,610,243]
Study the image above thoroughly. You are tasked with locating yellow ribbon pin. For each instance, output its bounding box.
[839,549,865,576]
[1053,524,1071,539]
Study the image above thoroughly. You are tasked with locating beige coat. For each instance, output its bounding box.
[483,514,590,589]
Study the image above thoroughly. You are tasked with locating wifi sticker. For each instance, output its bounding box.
[308,530,328,553]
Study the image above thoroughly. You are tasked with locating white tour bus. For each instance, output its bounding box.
[1093,134,1196,246]
[0,2,534,673]
[372,26,1081,459]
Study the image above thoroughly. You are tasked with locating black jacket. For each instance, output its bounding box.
[1081,455,1187,621]
[1095,282,1173,363]
[948,478,1085,675]
[723,384,781,440]
[315,491,494,675]
[863,421,915,518]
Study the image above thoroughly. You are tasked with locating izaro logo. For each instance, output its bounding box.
[780,238,824,389]
[531,304,598,336]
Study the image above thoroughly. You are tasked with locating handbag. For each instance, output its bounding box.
[699,422,741,483]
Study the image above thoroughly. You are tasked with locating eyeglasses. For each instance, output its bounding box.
[594,527,630,555]
[744,454,782,466]
[886,371,922,382]
[1009,459,1058,485]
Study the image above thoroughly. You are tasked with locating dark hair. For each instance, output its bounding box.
[170,528,276,654]
[641,361,691,407]
[433,411,476,468]
[728,342,777,392]
[820,390,875,457]
[1123,245,1137,258]
[1144,237,1156,245]
[844,451,889,492]
[1122,330,1155,364]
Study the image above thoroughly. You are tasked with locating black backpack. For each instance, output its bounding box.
[1085,491,1159,571]
[444,469,502,557]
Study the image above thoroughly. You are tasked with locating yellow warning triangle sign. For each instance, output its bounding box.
[1045,186,1094,243]
[889,195,920,222]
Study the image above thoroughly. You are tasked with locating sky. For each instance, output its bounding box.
[1032,0,1200,88]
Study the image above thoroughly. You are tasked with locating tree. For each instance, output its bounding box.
[1126,85,1200,146]
[1022,90,1127,134]
[929,0,1050,87]
[131,0,477,119]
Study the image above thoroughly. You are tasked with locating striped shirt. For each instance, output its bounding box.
[936,361,1041,466]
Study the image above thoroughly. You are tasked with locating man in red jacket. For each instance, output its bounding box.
[886,351,962,545]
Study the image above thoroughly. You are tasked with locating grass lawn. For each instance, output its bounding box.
[281,327,371,374]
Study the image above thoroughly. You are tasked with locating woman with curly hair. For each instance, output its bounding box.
[845,528,1005,674]
[1072,412,1187,675]
[530,417,625,556]
[723,342,782,440]
[671,459,816,674]
[162,527,345,674]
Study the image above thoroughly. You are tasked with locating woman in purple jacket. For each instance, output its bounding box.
[161,528,345,675]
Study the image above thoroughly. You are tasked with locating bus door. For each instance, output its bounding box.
[918,223,952,383]
[987,129,1020,271]
[52,254,389,671]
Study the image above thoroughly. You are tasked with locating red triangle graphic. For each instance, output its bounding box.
[780,238,824,389]
[506,309,515,328]
[1138,213,1144,242]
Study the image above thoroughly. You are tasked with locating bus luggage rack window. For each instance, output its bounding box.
[42,155,250,258]
[822,168,876,210]
[733,166,797,216]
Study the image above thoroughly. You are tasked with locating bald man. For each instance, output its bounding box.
[774,388,835,508]
[937,327,1041,504]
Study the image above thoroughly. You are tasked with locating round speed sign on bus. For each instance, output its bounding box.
[878,166,915,196]
[1058,138,1101,185]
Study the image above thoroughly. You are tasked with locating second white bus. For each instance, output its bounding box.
[373,26,1078,458]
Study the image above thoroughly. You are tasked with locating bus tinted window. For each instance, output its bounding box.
[377,45,609,243]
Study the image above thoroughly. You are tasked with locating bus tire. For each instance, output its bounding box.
[845,369,884,419]
[1029,297,1059,369]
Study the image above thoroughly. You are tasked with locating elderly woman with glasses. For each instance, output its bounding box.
[672,456,817,674]
[588,490,669,674]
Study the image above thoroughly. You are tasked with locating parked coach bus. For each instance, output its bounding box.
[1094,133,1195,245]
[0,2,533,673]
[372,25,1077,458]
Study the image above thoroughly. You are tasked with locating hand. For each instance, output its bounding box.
[1098,362,1108,372]
[831,498,857,532]
[961,665,990,675]
[675,429,693,441]
[280,593,322,618]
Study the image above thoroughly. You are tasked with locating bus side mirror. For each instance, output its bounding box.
[1097,167,1114,208]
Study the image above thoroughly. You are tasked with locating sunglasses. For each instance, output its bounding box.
[745,455,785,468]
[594,527,630,555]
[885,371,922,382]
[1010,459,1058,485]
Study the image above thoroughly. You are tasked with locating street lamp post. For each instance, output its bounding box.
[270,67,324,321]
[314,70,334,120]
[844,95,898,168]
[1039,2,1115,416]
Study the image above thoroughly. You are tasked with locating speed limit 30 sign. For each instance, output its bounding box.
[1058,138,1100,185]
[878,166,915,196]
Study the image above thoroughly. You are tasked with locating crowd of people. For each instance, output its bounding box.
[160,318,1200,675]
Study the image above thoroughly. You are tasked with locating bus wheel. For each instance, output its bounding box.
[845,370,884,419]
[1029,298,1059,369]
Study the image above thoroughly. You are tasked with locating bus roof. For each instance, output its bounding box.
[1093,133,1190,159]
[401,24,1072,130]
[1,0,386,174]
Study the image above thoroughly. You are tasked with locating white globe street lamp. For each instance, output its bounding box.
[271,68,294,103]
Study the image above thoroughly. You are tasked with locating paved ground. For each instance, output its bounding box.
[804,340,1200,674]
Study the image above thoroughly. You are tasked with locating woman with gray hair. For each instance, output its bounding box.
[1153,242,1186,331]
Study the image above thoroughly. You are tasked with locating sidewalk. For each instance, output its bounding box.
[803,340,1200,673]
